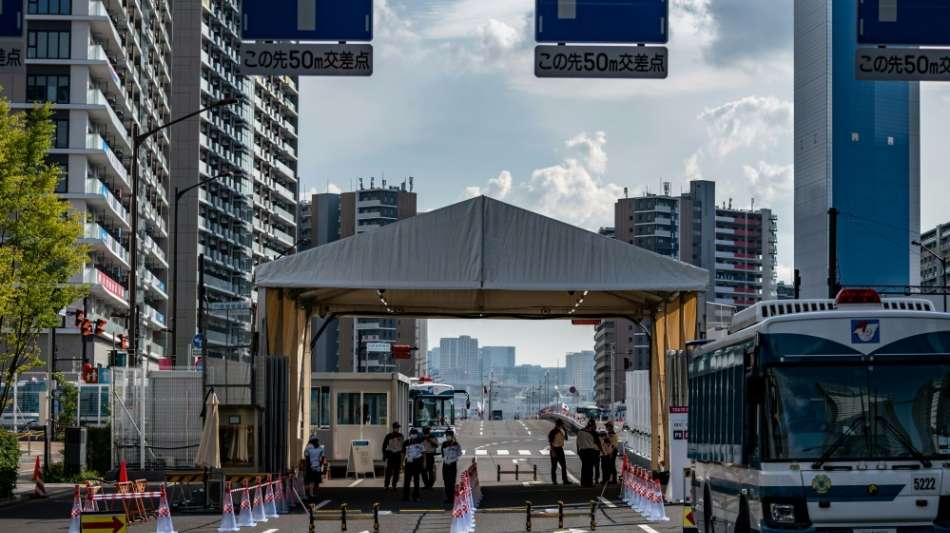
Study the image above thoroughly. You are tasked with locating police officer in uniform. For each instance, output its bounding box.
[440,429,462,504]
[382,422,405,490]
[421,426,439,489]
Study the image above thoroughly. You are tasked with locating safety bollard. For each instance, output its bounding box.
[340,503,348,532]
[308,503,316,533]
[525,501,532,532]
[373,502,380,533]
[497,464,501,482]
[533,464,538,481]
[515,464,520,480]
[557,501,564,529]
[590,499,597,530]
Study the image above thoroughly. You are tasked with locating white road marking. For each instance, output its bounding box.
[518,450,531,456]
[475,450,488,456]
[565,450,576,456]
[262,529,279,533]
[539,449,550,456]
[497,449,510,456]
[639,526,661,533]
[567,472,580,484]
[598,496,616,508]
[314,499,331,509]
[348,479,364,487]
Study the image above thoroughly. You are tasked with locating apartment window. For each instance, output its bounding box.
[27,29,70,59]
[28,0,71,14]
[53,119,68,148]
[26,74,69,103]
[310,386,330,429]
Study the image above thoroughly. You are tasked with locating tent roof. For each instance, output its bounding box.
[255,196,708,319]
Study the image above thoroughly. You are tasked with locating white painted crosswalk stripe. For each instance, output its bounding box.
[540,449,550,455]
[497,449,510,455]
[476,449,488,456]
[518,450,531,455]
[565,450,576,456]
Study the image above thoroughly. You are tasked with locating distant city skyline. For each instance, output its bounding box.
[427,320,596,368]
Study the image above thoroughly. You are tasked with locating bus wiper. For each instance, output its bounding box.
[812,416,867,470]
[874,416,932,468]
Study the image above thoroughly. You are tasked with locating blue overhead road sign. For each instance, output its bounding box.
[536,0,667,44]
[858,0,950,46]
[242,0,372,42]
[0,0,24,38]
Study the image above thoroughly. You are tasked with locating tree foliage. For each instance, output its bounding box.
[0,99,89,414]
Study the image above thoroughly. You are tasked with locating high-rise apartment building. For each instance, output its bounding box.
[10,0,173,369]
[304,181,421,375]
[615,183,680,257]
[479,346,515,373]
[794,0,920,298]
[439,335,479,384]
[170,0,299,363]
[564,351,594,402]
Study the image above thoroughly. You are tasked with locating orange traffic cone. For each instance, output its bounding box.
[118,459,129,483]
[67,485,82,533]
[31,456,46,498]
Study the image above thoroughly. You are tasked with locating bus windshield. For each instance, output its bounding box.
[412,395,454,428]
[765,363,950,462]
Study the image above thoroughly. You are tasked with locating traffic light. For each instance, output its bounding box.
[94,319,107,336]
[73,310,85,328]
[80,319,93,337]
[391,344,412,360]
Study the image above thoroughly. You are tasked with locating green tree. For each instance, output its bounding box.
[0,99,88,414]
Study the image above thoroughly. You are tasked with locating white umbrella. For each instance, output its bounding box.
[195,391,221,469]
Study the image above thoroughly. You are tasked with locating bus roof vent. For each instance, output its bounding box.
[730,299,835,333]
[881,298,935,312]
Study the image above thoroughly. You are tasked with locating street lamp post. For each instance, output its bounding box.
[914,240,948,312]
[128,97,238,369]
[171,174,232,365]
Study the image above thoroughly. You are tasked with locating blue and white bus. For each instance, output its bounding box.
[689,289,950,532]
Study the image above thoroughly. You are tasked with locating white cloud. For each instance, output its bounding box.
[742,161,793,204]
[776,263,794,284]
[698,96,793,157]
[684,151,704,180]
[463,132,623,230]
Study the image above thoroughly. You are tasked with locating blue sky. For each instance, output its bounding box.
[296,0,950,366]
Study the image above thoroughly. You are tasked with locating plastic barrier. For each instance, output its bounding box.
[155,485,177,533]
[68,486,82,533]
[217,481,239,532]
[236,480,256,528]
[251,477,268,523]
[32,456,46,498]
[264,475,279,519]
[450,462,482,533]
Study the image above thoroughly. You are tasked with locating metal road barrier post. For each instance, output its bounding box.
[373,502,380,533]
[497,464,501,482]
[558,501,564,529]
[533,464,538,481]
[590,499,597,530]
[515,463,520,479]
[525,501,532,531]
[340,503,348,531]
[308,503,316,533]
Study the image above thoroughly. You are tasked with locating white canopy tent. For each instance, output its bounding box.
[254,196,708,468]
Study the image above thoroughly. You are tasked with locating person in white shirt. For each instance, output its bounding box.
[303,436,325,501]
[403,428,424,501]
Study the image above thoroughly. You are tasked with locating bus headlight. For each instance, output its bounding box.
[769,503,797,524]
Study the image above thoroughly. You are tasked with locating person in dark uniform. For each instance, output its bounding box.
[421,426,439,489]
[382,422,405,490]
[440,429,462,504]
[403,428,424,501]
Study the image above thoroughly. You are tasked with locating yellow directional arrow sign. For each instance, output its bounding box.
[81,514,127,533]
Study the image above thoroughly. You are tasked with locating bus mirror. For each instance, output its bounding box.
[746,375,765,403]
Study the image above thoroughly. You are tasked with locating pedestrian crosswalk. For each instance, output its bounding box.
[463,448,580,458]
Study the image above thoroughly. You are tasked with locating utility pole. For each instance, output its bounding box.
[828,207,840,298]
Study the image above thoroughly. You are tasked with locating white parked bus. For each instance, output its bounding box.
[689,289,950,532]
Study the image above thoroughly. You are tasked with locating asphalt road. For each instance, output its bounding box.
[0,420,686,533]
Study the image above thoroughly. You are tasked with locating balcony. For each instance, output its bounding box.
[85,132,129,185]
[81,222,130,268]
[76,266,128,308]
[142,304,166,329]
[78,177,130,228]
[141,234,168,269]
[85,86,132,154]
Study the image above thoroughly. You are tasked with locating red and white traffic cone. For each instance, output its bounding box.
[275,475,289,514]
[236,480,256,528]
[251,476,268,523]
[67,485,82,533]
[264,476,278,519]
[155,485,178,533]
[31,456,46,498]
[216,482,239,532]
